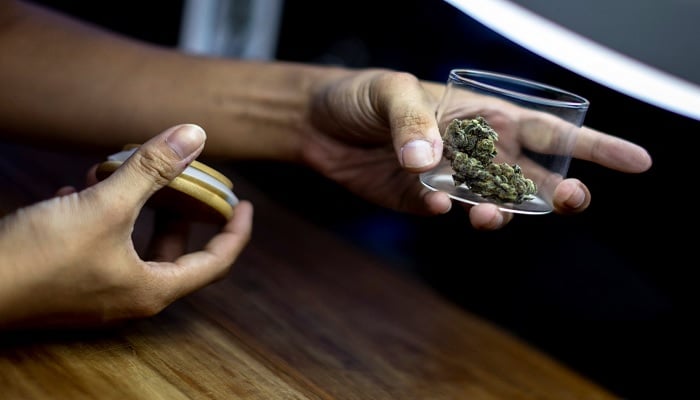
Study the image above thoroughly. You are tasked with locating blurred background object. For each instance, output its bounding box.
[447,0,700,121]
[179,0,283,59]
[23,1,700,398]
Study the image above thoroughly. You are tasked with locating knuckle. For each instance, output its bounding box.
[376,70,419,88]
[131,150,176,187]
[395,109,433,130]
[371,72,434,132]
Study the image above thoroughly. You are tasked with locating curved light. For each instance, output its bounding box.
[445,0,700,121]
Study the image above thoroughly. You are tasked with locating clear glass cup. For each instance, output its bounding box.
[420,69,590,215]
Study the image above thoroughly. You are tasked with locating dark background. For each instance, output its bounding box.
[28,1,699,398]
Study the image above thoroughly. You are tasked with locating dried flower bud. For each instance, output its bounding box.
[443,116,536,203]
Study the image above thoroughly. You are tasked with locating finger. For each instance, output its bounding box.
[397,178,452,216]
[85,163,99,187]
[552,178,590,214]
[153,200,254,299]
[423,190,452,215]
[377,73,444,172]
[101,124,206,211]
[468,203,514,231]
[55,186,76,197]
[146,210,190,262]
[574,126,652,173]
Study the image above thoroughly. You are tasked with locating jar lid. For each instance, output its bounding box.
[96,145,239,223]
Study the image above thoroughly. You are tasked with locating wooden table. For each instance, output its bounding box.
[0,143,618,399]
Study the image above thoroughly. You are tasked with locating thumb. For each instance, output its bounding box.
[386,79,443,172]
[104,124,206,209]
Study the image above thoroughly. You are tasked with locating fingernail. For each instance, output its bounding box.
[166,124,206,159]
[441,201,452,214]
[568,187,586,208]
[401,140,434,168]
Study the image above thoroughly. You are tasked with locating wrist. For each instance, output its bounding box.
[182,59,354,164]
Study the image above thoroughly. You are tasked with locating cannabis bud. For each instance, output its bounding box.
[443,116,536,203]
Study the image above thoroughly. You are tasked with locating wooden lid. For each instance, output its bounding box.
[96,146,238,223]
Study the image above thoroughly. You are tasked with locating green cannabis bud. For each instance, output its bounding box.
[443,116,536,203]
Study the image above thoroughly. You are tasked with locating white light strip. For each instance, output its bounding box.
[445,0,700,121]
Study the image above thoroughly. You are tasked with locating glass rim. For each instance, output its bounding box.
[449,69,590,109]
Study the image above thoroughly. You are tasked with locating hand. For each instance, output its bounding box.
[302,69,652,230]
[0,124,253,329]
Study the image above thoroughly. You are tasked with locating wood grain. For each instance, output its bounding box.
[0,144,619,399]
